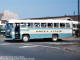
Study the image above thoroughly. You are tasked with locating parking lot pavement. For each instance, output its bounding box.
[0,37,80,54]
[62,37,80,40]
[63,45,80,53]
[0,37,80,60]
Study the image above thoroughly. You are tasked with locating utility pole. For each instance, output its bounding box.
[78,0,80,37]
[78,0,80,22]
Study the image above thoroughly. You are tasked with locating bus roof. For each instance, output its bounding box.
[7,19,73,23]
[72,21,79,24]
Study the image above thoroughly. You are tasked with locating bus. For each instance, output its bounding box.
[5,19,73,42]
[72,21,80,37]
[0,23,5,36]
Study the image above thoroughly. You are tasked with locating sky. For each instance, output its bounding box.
[0,0,78,19]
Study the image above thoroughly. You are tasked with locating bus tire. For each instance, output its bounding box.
[22,35,29,42]
[52,34,58,42]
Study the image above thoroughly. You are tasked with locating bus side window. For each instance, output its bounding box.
[41,23,46,28]
[28,23,33,28]
[54,23,59,28]
[76,24,78,28]
[21,23,26,27]
[66,23,70,28]
[60,23,65,28]
[34,23,40,28]
[48,23,53,28]
[73,24,76,28]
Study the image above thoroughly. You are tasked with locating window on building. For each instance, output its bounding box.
[41,23,46,28]
[60,23,65,28]
[54,23,59,28]
[67,19,71,21]
[48,23,53,28]
[66,23,70,28]
[34,23,40,28]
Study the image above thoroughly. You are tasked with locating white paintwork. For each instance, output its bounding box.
[20,29,72,34]
[7,19,72,24]
[72,21,78,24]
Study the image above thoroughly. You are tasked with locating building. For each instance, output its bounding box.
[1,10,18,20]
[0,10,19,35]
[26,15,79,21]
[0,10,18,24]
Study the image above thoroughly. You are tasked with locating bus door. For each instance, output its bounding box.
[15,23,20,39]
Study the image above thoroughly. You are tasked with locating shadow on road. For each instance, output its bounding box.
[4,38,80,43]
[4,38,63,43]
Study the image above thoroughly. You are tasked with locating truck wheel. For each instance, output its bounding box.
[22,35,29,42]
[52,34,58,42]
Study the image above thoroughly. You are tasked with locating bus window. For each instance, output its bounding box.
[54,23,59,28]
[73,24,76,28]
[21,23,26,27]
[66,23,70,28]
[6,23,13,28]
[34,23,40,28]
[60,23,65,28]
[48,23,53,28]
[28,23,33,28]
[41,23,46,28]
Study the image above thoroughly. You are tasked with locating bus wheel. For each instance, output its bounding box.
[52,34,58,42]
[22,35,29,42]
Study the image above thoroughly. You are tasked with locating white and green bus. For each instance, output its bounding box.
[5,19,73,42]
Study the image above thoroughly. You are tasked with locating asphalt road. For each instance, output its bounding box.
[0,38,80,60]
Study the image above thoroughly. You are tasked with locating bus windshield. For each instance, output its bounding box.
[6,23,13,29]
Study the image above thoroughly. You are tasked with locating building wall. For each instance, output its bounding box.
[1,10,18,20]
[0,10,19,36]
